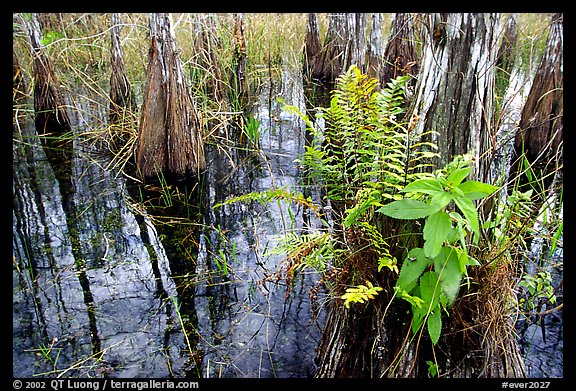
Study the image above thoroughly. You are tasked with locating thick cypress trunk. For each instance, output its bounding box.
[404,13,526,378]
[409,13,501,181]
[136,13,206,182]
[109,13,136,126]
[380,13,419,86]
[314,13,527,378]
[303,13,322,82]
[365,13,384,83]
[314,13,346,82]
[313,13,367,83]
[488,14,533,190]
[23,13,71,139]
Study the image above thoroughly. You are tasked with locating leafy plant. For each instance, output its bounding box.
[341,280,383,308]
[357,221,398,273]
[379,154,499,345]
[41,30,64,47]
[518,270,557,311]
[213,186,320,217]
[275,67,439,308]
[242,115,262,149]
[426,360,438,378]
[262,230,340,297]
[293,66,438,203]
[265,231,335,274]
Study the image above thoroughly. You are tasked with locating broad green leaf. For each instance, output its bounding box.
[458,180,499,200]
[449,187,465,198]
[396,248,430,292]
[427,310,442,345]
[433,248,462,306]
[429,191,453,210]
[394,286,425,308]
[454,246,469,274]
[376,199,439,220]
[447,167,472,187]
[411,300,427,334]
[402,179,444,195]
[419,271,441,310]
[423,211,453,258]
[446,226,459,244]
[453,196,480,239]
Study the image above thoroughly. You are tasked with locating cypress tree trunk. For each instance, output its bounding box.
[408,13,501,181]
[308,13,401,86]
[23,13,71,140]
[303,13,322,82]
[136,13,206,182]
[402,12,527,378]
[512,13,563,194]
[314,13,527,378]
[365,13,384,83]
[108,13,137,155]
[109,13,136,126]
[487,13,532,190]
[380,13,419,86]
[313,13,365,83]
[315,13,345,82]
[348,13,367,72]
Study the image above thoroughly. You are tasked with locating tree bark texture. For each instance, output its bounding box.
[405,13,527,378]
[303,13,322,82]
[365,13,384,85]
[311,13,367,83]
[189,14,227,109]
[136,13,206,182]
[309,13,420,86]
[487,14,533,190]
[109,13,136,126]
[408,13,502,182]
[380,13,419,87]
[512,13,563,192]
[24,13,71,138]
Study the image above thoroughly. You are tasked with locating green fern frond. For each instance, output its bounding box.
[213,187,321,216]
[266,231,335,273]
[341,280,384,308]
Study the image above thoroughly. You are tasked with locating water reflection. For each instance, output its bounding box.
[193,69,324,378]
[13,68,325,378]
[13,116,193,377]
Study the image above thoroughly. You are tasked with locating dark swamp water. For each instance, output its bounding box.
[12,68,562,378]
